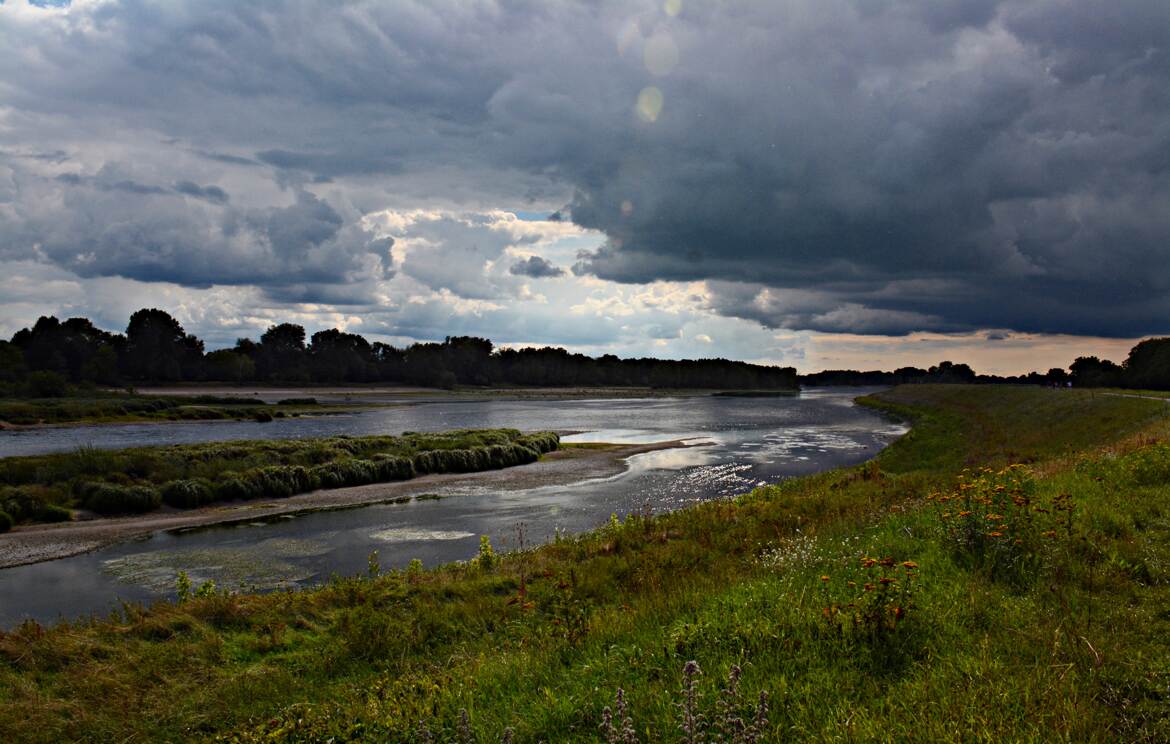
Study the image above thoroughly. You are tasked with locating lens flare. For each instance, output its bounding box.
[644,33,679,76]
[636,86,664,122]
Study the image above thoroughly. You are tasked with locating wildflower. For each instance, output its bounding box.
[901,561,918,570]
[986,514,1004,521]
[861,557,878,568]
[879,577,895,585]
[1042,530,1057,539]
[863,583,875,592]
[879,557,895,568]
[891,606,905,620]
[958,510,972,517]
[988,531,1003,538]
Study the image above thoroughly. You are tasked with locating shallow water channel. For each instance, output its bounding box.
[0,388,904,626]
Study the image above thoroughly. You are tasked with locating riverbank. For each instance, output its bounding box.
[0,440,687,569]
[0,393,354,428]
[136,383,795,402]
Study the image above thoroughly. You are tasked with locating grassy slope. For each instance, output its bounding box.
[0,386,1167,742]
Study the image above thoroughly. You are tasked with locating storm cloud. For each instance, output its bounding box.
[0,0,1166,343]
[510,256,565,279]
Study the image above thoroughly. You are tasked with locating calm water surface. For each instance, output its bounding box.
[0,389,904,626]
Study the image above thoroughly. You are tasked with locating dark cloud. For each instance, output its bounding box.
[509,256,565,279]
[193,150,261,167]
[174,181,229,204]
[0,0,1165,340]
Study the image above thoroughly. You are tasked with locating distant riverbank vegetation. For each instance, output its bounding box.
[3,309,1168,401]
[800,338,1170,389]
[0,429,558,526]
[0,309,797,393]
[0,393,324,427]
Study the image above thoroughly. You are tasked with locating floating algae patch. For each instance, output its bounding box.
[257,536,334,559]
[102,545,318,594]
[370,528,474,543]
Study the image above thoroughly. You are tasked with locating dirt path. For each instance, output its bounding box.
[0,441,689,569]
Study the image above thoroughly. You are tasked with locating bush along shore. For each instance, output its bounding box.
[0,429,559,526]
[0,386,1168,742]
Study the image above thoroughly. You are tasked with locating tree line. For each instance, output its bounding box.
[0,309,798,393]
[2,309,1165,395]
[798,340,1170,390]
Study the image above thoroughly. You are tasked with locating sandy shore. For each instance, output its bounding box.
[0,441,688,569]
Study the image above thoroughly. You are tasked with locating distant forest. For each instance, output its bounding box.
[0,309,797,393]
[801,340,1170,390]
[1,309,1166,395]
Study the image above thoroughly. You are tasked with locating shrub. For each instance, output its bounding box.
[81,483,161,515]
[0,511,12,533]
[1,485,48,522]
[25,371,68,398]
[818,556,919,645]
[313,459,378,489]
[371,454,415,481]
[252,410,274,423]
[277,398,317,406]
[36,504,72,522]
[211,465,316,502]
[928,464,1063,585]
[519,431,560,454]
[160,479,215,509]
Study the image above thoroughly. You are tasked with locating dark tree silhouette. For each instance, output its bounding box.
[123,309,204,381]
[1123,338,1170,390]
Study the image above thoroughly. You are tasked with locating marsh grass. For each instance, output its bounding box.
[0,386,1167,741]
[0,429,558,520]
[0,393,310,426]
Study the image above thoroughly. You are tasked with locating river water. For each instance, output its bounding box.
[0,388,903,626]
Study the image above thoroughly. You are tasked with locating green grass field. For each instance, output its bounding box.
[0,385,1167,742]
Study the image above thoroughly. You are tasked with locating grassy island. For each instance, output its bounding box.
[0,429,559,526]
[0,386,1167,741]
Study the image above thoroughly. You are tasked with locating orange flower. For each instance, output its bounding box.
[988,531,1003,538]
[901,561,918,570]
[820,575,830,582]
[879,577,895,585]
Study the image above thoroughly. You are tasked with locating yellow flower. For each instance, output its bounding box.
[820,575,830,582]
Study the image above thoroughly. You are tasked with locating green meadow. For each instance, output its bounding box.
[0,385,1167,742]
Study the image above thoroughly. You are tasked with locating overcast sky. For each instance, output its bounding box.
[0,0,1165,373]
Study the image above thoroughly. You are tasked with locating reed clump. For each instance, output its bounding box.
[0,429,558,520]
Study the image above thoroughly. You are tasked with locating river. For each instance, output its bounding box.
[0,388,903,626]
